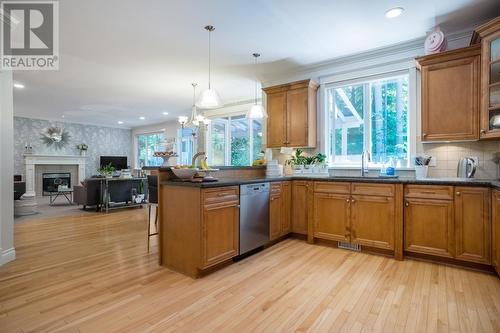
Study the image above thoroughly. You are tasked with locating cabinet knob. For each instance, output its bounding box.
[422,133,427,137]
[346,199,350,203]
[351,199,356,203]
[456,192,461,196]
[405,201,409,207]
[481,129,486,134]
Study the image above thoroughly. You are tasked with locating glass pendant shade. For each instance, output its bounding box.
[247,104,267,119]
[196,88,222,109]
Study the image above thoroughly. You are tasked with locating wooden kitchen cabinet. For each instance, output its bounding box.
[292,181,309,234]
[269,182,292,241]
[471,17,500,139]
[416,45,480,141]
[404,197,455,258]
[350,194,395,250]
[263,79,318,148]
[313,192,350,242]
[454,187,491,264]
[201,188,240,269]
[492,190,500,275]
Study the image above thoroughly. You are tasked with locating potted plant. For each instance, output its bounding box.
[286,149,306,173]
[135,180,146,203]
[313,153,327,173]
[98,163,115,178]
[76,143,88,156]
[303,156,316,173]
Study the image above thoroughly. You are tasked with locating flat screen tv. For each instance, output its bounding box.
[100,156,128,170]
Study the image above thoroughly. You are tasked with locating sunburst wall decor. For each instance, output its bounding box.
[40,126,71,149]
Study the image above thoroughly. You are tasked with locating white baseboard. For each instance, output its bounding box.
[0,247,16,265]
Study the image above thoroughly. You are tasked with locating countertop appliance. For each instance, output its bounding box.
[239,182,270,255]
[457,157,477,178]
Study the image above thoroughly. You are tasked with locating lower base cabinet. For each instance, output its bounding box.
[404,197,455,258]
[292,181,309,234]
[404,185,491,265]
[492,191,500,275]
[312,183,398,252]
[270,181,292,240]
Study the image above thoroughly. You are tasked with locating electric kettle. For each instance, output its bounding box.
[457,157,477,178]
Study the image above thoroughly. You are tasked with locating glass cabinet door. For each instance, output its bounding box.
[490,38,500,108]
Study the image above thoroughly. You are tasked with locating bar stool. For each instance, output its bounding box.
[147,175,159,251]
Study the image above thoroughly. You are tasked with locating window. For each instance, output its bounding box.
[207,115,263,166]
[136,132,165,167]
[178,128,195,166]
[326,73,409,167]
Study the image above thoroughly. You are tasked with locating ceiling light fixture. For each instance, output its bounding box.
[247,53,267,119]
[384,7,404,18]
[178,83,211,131]
[13,82,24,89]
[118,121,124,124]
[139,116,145,120]
[163,112,169,115]
[196,25,222,109]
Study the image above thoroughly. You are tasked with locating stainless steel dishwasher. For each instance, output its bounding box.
[239,182,270,255]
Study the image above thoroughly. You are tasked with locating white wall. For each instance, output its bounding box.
[0,71,15,265]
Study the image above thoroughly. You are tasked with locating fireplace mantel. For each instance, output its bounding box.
[24,154,86,196]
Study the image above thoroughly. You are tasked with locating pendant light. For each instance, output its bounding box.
[196,25,223,109]
[247,53,267,119]
[178,83,211,129]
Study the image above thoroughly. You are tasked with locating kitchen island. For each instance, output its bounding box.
[159,175,500,278]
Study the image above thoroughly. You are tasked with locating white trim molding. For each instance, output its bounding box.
[0,247,16,265]
[24,154,86,196]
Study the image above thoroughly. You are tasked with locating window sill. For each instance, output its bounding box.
[328,165,415,171]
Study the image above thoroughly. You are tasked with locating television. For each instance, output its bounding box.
[100,156,128,170]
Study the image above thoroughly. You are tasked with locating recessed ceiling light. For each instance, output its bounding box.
[385,7,404,18]
[118,121,124,124]
[139,116,145,120]
[13,82,25,89]
[163,112,169,115]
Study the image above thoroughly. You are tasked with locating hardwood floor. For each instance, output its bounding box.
[0,208,499,332]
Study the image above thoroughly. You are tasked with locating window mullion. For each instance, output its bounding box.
[249,118,254,164]
[363,83,371,161]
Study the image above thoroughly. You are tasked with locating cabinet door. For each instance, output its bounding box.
[281,182,292,235]
[421,52,480,141]
[286,88,309,147]
[266,92,287,148]
[404,198,454,258]
[201,202,239,268]
[350,195,395,250]
[480,29,500,139]
[292,181,309,234]
[269,194,282,241]
[313,192,350,242]
[455,187,491,264]
[493,191,500,275]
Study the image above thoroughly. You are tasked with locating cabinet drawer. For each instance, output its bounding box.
[404,185,453,200]
[351,183,395,197]
[203,187,239,205]
[314,182,350,194]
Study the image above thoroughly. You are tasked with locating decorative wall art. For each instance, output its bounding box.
[40,126,71,149]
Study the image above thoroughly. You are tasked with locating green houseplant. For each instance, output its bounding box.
[98,163,115,178]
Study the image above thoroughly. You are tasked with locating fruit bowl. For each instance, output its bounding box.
[170,167,199,180]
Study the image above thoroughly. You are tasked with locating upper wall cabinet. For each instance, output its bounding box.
[471,17,500,139]
[263,79,319,148]
[416,45,481,142]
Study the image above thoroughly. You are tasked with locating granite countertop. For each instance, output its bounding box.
[142,165,265,171]
[161,175,500,189]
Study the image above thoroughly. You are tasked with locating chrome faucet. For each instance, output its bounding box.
[361,150,370,177]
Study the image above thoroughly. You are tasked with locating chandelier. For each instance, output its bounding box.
[178,83,211,131]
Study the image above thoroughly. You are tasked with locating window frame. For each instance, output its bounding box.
[323,69,415,169]
[205,113,263,166]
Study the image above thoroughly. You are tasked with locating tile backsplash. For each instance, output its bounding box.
[416,137,500,179]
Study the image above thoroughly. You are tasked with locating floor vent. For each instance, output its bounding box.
[338,242,361,251]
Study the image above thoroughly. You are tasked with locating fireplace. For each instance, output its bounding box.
[42,173,71,195]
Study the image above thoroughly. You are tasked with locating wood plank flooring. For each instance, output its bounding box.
[0,208,499,332]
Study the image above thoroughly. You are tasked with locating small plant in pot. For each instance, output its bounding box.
[98,163,115,178]
[286,149,306,171]
[135,180,146,203]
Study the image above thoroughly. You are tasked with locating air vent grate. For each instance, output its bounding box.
[338,242,361,251]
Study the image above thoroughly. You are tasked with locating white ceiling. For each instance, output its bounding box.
[12,0,500,128]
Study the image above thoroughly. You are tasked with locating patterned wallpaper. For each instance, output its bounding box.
[14,117,132,178]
